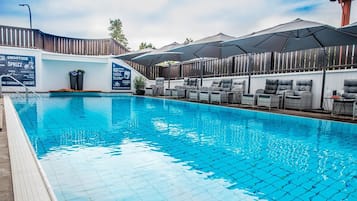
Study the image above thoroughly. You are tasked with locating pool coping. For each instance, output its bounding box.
[4,96,57,201]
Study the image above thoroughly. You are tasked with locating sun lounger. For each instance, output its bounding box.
[284,80,313,110]
[332,79,357,116]
[210,79,233,104]
[145,77,164,96]
[195,80,221,103]
[257,80,293,109]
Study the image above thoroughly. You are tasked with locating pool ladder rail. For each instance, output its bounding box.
[0,74,40,99]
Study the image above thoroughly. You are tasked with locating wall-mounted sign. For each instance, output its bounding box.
[112,63,131,90]
[0,54,36,86]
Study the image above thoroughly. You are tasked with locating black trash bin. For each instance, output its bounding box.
[77,70,85,90]
[69,71,78,90]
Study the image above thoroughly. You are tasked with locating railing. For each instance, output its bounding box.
[0,74,40,99]
[0,25,128,55]
[1,25,356,80]
[158,44,357,80]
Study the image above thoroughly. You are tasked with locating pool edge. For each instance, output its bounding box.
[4,96,57,201]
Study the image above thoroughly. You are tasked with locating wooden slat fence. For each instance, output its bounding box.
[0,25,128,55]
[1,25,356,80]
[159,45,357,80]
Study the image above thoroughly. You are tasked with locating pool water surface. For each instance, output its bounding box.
[12,95,357,201]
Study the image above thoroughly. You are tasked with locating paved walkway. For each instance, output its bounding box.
[163,96,357,124]
[0,99,14,201]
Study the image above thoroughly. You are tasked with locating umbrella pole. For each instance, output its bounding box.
[200,59,203,86]
[168,63,171,89]
[320,48,327,110]
[247,54,252,94]
[320,68,326,110]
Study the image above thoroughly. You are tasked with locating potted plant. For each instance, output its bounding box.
[134,76,146,95]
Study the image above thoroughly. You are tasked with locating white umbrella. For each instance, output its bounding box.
[133,42,183,88]
[222,18,357,107]
[168,33,235,85]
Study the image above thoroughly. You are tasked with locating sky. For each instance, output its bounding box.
[0,0,357,50]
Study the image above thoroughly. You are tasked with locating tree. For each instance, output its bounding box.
[184,38,194,44]
[108,19,129,49]
[139,42,156,50]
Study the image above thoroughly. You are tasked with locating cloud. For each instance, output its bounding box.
[0,0,356,50]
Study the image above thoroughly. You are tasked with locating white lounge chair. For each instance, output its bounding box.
[210,79,233,104]
[257,80,293,109]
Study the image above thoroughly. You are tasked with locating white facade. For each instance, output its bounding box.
[0,46,145,93]
[167,69,357,109]
[1,46,357,109]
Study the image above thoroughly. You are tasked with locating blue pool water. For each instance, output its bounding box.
[12,95,357,201]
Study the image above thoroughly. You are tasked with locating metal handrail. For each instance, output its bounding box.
[0,74,40,99]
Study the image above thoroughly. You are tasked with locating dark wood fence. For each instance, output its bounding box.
[0,25,128,55]
[1,25,356,80]
[158,44,357,80]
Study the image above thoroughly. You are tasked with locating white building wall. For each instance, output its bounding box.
[0,46,146,93]
[1,46,357,109]
[166,70,357,109]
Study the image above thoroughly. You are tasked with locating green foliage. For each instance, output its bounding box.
[108,18,129,49]
[184,38,194,44]
[139,42,156,50]
[133,76,146,90]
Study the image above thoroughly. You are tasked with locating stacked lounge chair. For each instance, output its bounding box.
[284,80,313,110]
[171,78,199,98]
[229,80,246,104]
[170,78,190,98]
[197,80,222,103]
[210,79,233,104]
[256,80,293,109]
[332,79,357,116]
[145,77,165,96]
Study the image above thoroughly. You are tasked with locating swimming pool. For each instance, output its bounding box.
[12,95,356,201]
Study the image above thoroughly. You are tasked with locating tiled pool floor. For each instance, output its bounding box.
[3,95,357,201]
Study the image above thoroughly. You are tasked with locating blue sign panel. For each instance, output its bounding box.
[112,63,131,90]
[0,54,36,86]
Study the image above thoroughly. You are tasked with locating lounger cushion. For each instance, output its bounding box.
[294,91,307,96]
[189,79,197,86]
[231,81,245,92]
[277,80,293,93]
[220,79,232,90]
[263,79,278,94]
[342,93,357,99]
[155,77,165,85]
[293,80,312,96]
[344,79,357,87]
[183,78,189,86]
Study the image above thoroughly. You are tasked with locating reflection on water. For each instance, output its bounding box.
[13,96,357,201]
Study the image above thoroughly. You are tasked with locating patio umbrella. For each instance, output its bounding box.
[132,42,183,88]
[168,33,235,85]
[222,18,357,108]
[338,21,357,36]
[222,18,357,56]
[113,48,154,60]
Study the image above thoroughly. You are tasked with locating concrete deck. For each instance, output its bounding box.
[2,96,57,201]
[0,99,13,201]
[162,96,357,124]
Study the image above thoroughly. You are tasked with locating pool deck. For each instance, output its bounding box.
[1,96,57,201]
[0,99,13,201]
[161,96,357,124]
[0,95,355,201]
